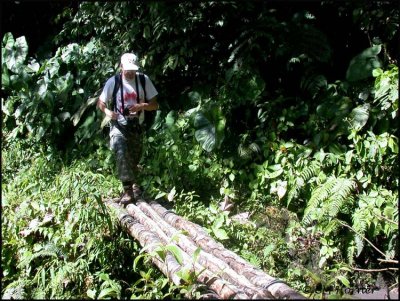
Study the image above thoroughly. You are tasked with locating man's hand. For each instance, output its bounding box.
[128,97,159,113]
[105,108,118,120]
[97,99,118,120]
[128,104,144,113]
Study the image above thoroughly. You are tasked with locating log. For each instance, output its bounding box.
[126,203,251,299]
[135,200,269,299]
[106,200,250,299]
[148,200,306,299]
[106,200,182,285]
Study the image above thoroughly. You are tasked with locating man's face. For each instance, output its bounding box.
[123,69,136,80]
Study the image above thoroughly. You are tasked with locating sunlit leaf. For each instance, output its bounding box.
[97,288,117,299]
[2,65,10,87]
[212,227,229,240]
[5,36,28,73]
[337,275,350,287]
[167,186,176,202]
[165,244,183,265]
[26,60,40,73]
[213,215,224,229]
[265,164,283,179]
[87,289,96,299]
[192,107,225,152]
[58,112,71,121]
[349,104,370,131]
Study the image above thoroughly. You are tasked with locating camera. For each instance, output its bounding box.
[123,107,130,116]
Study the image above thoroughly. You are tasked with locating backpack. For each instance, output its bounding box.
[111,72,156,130]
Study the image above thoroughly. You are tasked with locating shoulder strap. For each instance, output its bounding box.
[112,74,121,111]
[138,72,147,102]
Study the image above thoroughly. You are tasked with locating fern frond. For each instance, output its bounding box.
[287,160,321,206]
[322,218,340,235]
[347,241,356,266]
[302,176,355,225]
[50,268,66,299]
[300,161,321,183]
[325,178,356,218]
[249,142,261,154]
[31,243,65,262]
[352,206,370,257]
[17,250,34,269]
[45,242,65,258]
[302,176,337,225]
[238,143,252,160]
[286,177,304,206]
[238,141,261,160]
[32,288,46,299]
[233,230,245,242]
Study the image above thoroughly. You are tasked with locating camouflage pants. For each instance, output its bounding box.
[110,127,143,183]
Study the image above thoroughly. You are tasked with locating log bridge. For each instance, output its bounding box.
[104,197,306,299]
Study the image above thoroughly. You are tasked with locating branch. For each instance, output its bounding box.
[335,219,387,258]
[378,258,399,265]
[372,212,398,226]
[351,267,399,273]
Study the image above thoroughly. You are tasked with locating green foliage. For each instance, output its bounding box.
[1,138,185,299]
[2,1,398,298]
[372,65,398,122]
[2,33,29,74]
[302,176,356,226]
[2,33,109,150]
[352,187,398,258]
[191,105,226,152]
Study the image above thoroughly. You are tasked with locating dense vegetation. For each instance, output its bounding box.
[2,1,398,299]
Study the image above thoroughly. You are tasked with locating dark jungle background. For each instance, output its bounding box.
[2,0,398,299]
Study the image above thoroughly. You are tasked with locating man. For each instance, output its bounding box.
[97,53,159,204]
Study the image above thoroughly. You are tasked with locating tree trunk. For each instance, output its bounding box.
[147,200,306,299]
[126,203,252,299]
[135,200,269,299]
[107,200,251,299]
[106,200,182,285]
[105,199,306,299]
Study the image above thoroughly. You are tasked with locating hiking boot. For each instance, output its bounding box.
[120,188,134,205]
[132,184,143,200]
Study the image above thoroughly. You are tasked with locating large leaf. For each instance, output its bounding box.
[2,34,28,73]
[53,72,73,93]
[165,244,183,265]
[165,110,177,128]
[72,91,101,126]
[60,43,80,64]
[212,227,229,240]
[192,107,225,152]
[1,32,14,62]
[2,64,10,88]
[346,45,382,82]
[349,104,370,131]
